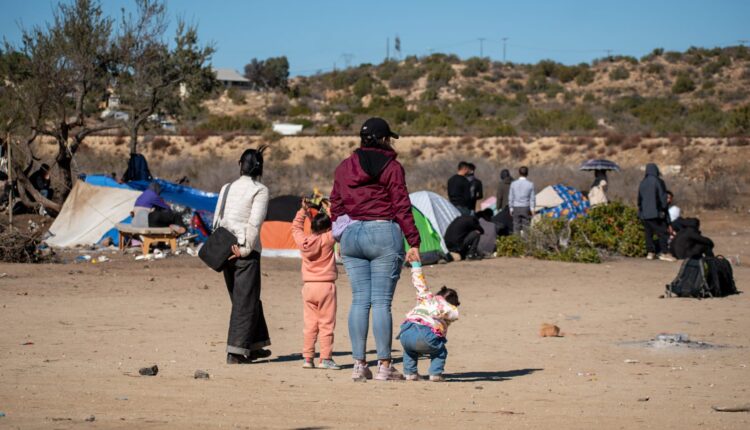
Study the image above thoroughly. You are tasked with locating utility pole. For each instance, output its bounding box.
[478,37,486,57]
[6,132,12,232]
[386,37,390,61]
[502,37,508,62]
[605,49,613,60]
[341,53,354,68]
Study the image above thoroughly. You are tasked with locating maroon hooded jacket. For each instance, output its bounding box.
[330,147,420,248]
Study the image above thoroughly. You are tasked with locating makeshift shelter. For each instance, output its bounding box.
[535,184,590,220]
[261,195,311,258]
[409,191,460,254]
[46,181,141,248]
[408,207,445,263]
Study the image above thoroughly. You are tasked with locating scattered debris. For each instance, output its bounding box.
[540,323,562,337]
[92,255,110,263]
[0,412,5,418]
[638,397,650,402]
[21,341,34,345]
[75,255,92,263]
[712,404,750,413]
[116,396,128,401]
[138,365,159,376]
[85,415,96,422]
[0,273,7,278]
[194,369,210,379]
[624,359,639,364]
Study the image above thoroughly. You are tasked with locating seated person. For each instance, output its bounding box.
[132,183,186,234]
[476,209,500,256]
[444,214,484,260]
[491,206,513,237]
[670,218,714,260]
[29,163,53,200]
[588,178,608,207]
[667,190,680,223]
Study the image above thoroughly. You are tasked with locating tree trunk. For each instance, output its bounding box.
[129,125,139,154]
[55,137,75,200]
[11,158,62,213]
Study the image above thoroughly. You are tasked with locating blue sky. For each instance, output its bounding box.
[2,0,748,75]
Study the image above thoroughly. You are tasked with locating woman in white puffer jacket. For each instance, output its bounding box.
[214,147,272,364]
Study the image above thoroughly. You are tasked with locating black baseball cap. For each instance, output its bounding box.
[360,117,399,139]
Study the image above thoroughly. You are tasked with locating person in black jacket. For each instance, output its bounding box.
[444,214,484,260]
[670,218,714,259]
[496,169,513,211]
[637,163,674,261]
[29,164,53,200]
[466,163,483,212]
[447,161,472,215]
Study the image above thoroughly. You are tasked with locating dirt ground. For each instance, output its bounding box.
[1,213,749,429]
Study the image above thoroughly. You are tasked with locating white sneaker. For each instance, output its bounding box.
[646,253,655,260]
[405,373,421,381]
[658,253,676,262]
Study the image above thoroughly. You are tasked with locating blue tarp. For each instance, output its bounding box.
[538,184,590,221]
[82,175,219,245]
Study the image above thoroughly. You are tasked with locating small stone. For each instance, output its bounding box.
[148,277,155,282]
[139,365,159,376]
[85,415,95,422]
[638,397,650,402]
[194,369,210,379]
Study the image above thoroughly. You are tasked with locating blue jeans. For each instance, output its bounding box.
[399,322,447,376]
[341,221,405,361]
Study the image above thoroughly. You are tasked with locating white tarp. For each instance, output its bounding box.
[534,185,564,212]
[46,181,141,248]
[409,190,461,253]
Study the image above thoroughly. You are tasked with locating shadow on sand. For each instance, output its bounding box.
[269,350,403,369]
[444,368,543,382]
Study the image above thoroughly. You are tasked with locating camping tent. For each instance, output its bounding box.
[46,181,141,247]
[260,195,311,258]
[409,191,461,253]
[408,207,445,263]
[535,184,590,220]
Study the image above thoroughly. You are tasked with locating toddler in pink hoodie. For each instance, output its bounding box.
[291,199,340,370]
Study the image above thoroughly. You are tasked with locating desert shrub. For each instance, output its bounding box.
[522,108,597,133]
[609,66,630,81]
[227,87,246,105]
[113,136,125,146]
[727,137,749,147]
[702,55,731,77]
[604,133,624,146]
[265,102,288,117]
[336,112,355,129]
[352,75,374,98]
[723,104,750,135]
[261,129,283,143]
[452,100,482,123]
[195,115,267,132]
[645,63,664,75]
[291,118,314,129]
[672,73,696,94]
[269,144,291,161]
[151,137,171,151]
[505,79,524,92]
[664,51,683,63]
[426,62,455,88]
[461,57,490,77]
[575,69,595,86]
[376,60,399,80]
[389,64,423,89]
[571,202,645,257]
[288,103,312,117]
[496,235,526,257]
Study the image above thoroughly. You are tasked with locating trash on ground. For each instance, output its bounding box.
[138,365,159,376]
[194,369,210,379]
[624,359,639,364]
[712,404,750,412]
[85,415,96,422]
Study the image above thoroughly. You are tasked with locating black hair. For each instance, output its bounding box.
[437,286,460,307]
[477,208,493,221]
[519,166,529,177]
[467,162,476,171]
[666,190,674,198]
[457,161,470,170]
[311,212,332,234]
[240,145,267,178]
[40,163,50,172]
[360,133,392,151]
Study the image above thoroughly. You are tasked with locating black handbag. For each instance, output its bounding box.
[199,183,238,271]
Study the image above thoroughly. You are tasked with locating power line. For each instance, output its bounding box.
[478,37,486,57]
[502,37,508,62]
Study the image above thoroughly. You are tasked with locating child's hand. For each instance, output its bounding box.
[300,197,309,211]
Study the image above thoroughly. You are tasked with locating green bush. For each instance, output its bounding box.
[672,73,696,94]
[496,235,526,257]
[426,62,455,88]
[461,57,490,77]
[195,115,267,132]
[609,66,630,81]
[336,112,355,128]
[288,103,312,117]
[352,75,374,98]
[522,107,596,133]
[227,87,246,105]
[389,65,423,89]
[575,69,595,86]
[377,60,399,80]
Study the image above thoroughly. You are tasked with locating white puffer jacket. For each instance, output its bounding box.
[213,176,269,257]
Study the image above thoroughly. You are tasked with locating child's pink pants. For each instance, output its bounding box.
[302,282,337,359]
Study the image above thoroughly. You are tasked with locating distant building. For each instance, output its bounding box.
[215,68,250,88]
[272,123,304,136]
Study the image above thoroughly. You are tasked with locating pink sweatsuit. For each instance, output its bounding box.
[291,209,338,360]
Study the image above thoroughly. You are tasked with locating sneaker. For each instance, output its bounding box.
[375,364,405,381]
[646,253,655,260]
[302,358,315,369]
[658,253,676,262]
[318,359,341,370]
[429,374,445,382]
[226,353,254,365]
[352,361,373,381]
[249,349,272,360]
[404,373,421,381]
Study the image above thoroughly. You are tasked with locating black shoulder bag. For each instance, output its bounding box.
[199,183,238,271]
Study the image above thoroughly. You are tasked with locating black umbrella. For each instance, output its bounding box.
[579,159,620,172]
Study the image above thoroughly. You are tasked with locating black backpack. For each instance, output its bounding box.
[705,256,739,297]
[666,257,715,298]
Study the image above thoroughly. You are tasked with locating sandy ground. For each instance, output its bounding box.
[1,218,749,429]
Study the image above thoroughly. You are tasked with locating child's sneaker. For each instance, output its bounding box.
[302,358,315,369]
[351,361,373,381]
[318,359,341,370]
[404,373,421,381]
[375,364,405,381]
[429,374,445,382]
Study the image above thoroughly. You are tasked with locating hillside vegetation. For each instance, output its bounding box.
[202,46,750,138]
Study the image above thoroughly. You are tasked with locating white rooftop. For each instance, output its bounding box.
[214,68,250,83]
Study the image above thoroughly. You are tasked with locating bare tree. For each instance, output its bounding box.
[114,0,216,154]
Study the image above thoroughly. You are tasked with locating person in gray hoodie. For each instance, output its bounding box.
[637,163,675,261]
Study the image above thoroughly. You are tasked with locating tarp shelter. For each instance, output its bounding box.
[536,184,590,221]
[46,181,141,248]
[261,195,311,258]
[409,191,461,254]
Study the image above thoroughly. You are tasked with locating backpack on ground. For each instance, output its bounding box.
[705,256,739,297]
[666,257,713,298]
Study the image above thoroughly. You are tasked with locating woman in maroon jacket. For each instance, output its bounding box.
[330,117,421,381]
